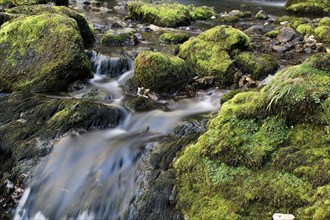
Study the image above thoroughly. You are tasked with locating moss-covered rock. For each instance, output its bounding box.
[284,0,330,15]
[320,16,330,26]
[234,52,279,80]
[159,32,189,44]
[7,5,95,44]
[0,13,92,92]
[0,0,39,7]
[175,53,330,219]
[315,25,330,43]
[264,29,279,38]
[133,51,191,95]
[216,15,240,24]
[275,15,310,29]
[178,25,249,87]
[296,23,314,36]
[101,29,138,46]
[127,1,215,27]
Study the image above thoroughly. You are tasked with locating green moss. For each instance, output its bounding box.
[175,53,330,219]
[127,1,215,27]
[0,13,91,92]
[285,2,330,15]
[197,25,250,51]
[133,51,191,95]
[101,29,136,46]
[7,5,95,44]
[296,23,314,36]
[159,32,189,44]
[264,30,279,38]
[188,5,215,20]
[320,16,330,26]
[179,37,234,86]
[217,15,239,24]
[0,0,39,7]
[315,25,330,43]
[0,91,121,161]
[234,52,279,80]
[275,16,310,29]
[0,12,21,26]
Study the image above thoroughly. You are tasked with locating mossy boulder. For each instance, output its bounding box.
[7,5,95,44]
[284,0,330,15]
[296,23,314,36]
[0,0,39,7]
[216,15,240,24]
[0,13,92,92]
[315,25,330,43]
[159,32,189,44]
[175,53,330,219]
[101,29,138,46]
[320,16,330,26]
[133,51,191,95]
[178,25,250,87]
[234,52,279,80]
[127,1,215,27]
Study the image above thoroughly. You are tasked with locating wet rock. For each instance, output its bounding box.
[7,5,95,44]
[133,51,191,95]
[244,24,274,36]
[125,96,156,112]
[227,10,244,17]
[0,14,92,92]
[91,53,130,77]
[82,88,111,101]
[272,45,291,53]
[277,27,300,43]
[255,10,268,20]
[101,28,139,46]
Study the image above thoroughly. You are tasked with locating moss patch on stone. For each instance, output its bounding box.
[175,53,330,219]
[133,51,191,95]
[159,32,189,44]
[315,25,330,43]
[284,0,330,15]
[7,5,95,44]
[127,1,215,27]
[234,52,279,80]
[296,23,314,36]
[0,13,91,92]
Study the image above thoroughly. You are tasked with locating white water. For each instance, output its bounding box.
[14,52,224,219]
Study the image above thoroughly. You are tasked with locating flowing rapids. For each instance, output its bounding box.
[14,52,225,220]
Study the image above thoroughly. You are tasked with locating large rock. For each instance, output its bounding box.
[0,13,92,92]
[284,0,330,15]
[0,92,121,216]
[175,53,330,219]
[277,26,300,43]
[133,51,191,95]
[127,1,215,27]
[7,5,95,44]
[178,25,249,87]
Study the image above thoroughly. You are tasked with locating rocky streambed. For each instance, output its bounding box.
[0,0,329,219]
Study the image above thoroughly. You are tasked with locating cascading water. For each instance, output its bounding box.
[14,52,225,219]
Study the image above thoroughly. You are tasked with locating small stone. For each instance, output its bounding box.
[272,213,295,220]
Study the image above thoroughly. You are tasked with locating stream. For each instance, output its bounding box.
[12,0,289,219]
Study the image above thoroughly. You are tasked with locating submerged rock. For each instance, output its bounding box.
[175,53,330,219]
[127,1,215,27]
[133,51,191,95]
[0,13,92,92]
[7,5,95,44]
